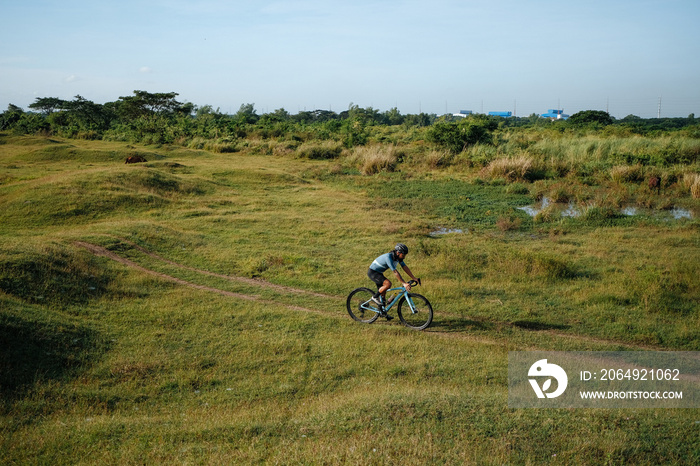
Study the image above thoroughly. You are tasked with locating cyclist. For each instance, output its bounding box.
[367,243,420,320]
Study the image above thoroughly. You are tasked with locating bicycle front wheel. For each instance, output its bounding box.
[397,293,433,330]
[346,287,380,323]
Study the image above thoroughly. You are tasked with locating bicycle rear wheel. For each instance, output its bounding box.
[397,293,433,330]
[346,287,380,323]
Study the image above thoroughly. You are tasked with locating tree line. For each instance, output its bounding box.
[1,91,698,149]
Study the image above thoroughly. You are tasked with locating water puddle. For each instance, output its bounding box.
[518,197,550,217]
[518,198,695,220]
[430,227,466,237]
[671,208,693,220]
[562,203,582,218]
[517,197,582,217]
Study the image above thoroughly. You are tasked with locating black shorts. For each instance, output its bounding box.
[367,268,387,289]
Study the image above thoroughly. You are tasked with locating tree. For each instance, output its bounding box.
[234,103,258,124]
[427,115,497,153]
[347,104,381,125]
[64,95,109,130]
[28,97,68,114]
[0,104,24,130]
[383,107,404,125]
[404,113,431,127]
[116,90,184,119]
[621,114,642,121]
[569,110,614,126]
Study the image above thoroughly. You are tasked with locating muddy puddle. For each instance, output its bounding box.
[518,197,695,220]
[430,227,466,237]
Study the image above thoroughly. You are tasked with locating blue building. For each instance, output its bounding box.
[488,111,512,118]
[541,109,569,120]
[452,110,473,118]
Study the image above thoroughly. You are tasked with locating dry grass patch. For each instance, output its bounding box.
[350,145,402,175]
[682,172,700,199]
[610,164,645,183]
[482,155,535,182]
[296,141,344,160]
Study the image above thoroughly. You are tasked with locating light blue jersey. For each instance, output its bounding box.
[370,252,406,273]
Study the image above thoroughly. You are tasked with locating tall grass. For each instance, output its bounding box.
[348,144,403,174]
[482,155,535,181]
[683,172,700,198]
[523,133,700,172]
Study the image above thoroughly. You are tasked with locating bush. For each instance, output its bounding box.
[13,113,50,135]
[428,117,497,153]
[296,141,344,160]
[482,155,535,182]
[610,164,645,183]
[569,110,614,126]
[351,145,402,175]
[496,216,522,231]
[581,206,620,225]
[682,173,700,199]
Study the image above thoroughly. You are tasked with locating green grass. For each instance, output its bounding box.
[1,133,699,464]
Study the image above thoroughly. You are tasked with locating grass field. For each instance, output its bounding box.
[1,133,698,464]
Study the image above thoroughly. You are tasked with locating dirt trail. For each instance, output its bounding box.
[75,241,661,350]
[116,238,335,299]
[74,241,331,316]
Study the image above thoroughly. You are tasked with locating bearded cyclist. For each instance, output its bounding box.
[367,243,420,320]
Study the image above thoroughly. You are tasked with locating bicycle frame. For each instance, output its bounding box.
[360,285,419,315]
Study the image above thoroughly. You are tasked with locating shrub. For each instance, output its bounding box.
[427,117,497,153]
[505,183,530,195]
[548,186,572,203]
[682,173,700,199]
[482,155,535,182]
[351,145,401,175]
[568,110,614,126]
[423,149,454,169]
[610,164,644,183]
[296,141,344,160]
[581,205,620,225]
[496,216,522,231]
[494,249,576,281]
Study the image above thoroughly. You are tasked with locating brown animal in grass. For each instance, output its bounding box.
[125,155,147,164]
[648,176,661,194]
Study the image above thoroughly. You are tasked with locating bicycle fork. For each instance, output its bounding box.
[404,295,419,314]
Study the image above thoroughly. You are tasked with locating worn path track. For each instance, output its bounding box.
[74,241,332,316]
[75,240,658,350]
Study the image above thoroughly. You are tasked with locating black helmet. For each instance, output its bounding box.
[394,243,409,255]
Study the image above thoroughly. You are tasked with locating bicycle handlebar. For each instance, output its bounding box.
[407,279,421,287]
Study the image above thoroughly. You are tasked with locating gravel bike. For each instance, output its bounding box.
[346,280,433,330]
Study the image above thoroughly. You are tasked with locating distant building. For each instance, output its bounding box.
[488,111,512,118]
[453,110,473,118]
[541,109,569,120]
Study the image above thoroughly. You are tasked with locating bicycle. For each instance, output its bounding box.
[346,280,433,330]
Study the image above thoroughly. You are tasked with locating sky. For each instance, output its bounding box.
[1,0,699,119]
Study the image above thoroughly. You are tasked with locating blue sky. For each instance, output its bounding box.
[2,0,699,118]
